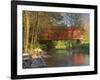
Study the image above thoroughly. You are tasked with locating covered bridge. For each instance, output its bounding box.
[39,27,84,40]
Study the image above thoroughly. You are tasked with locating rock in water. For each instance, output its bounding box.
[31,58,47,68]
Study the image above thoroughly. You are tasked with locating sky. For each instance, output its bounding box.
[59,12,90,27]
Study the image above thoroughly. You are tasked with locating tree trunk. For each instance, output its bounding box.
[23,11,30,53]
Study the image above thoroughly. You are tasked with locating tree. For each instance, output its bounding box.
[23,11,63,54]
[23,11,30,53]
[65,13,83,27]
[60,13,84,49]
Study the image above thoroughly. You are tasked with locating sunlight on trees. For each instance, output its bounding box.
[22,11,89,58]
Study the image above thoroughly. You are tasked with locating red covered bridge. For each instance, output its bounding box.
[39,27,84,40]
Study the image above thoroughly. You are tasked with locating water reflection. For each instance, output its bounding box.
[45,49,89,67]
[23,49,89,68]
